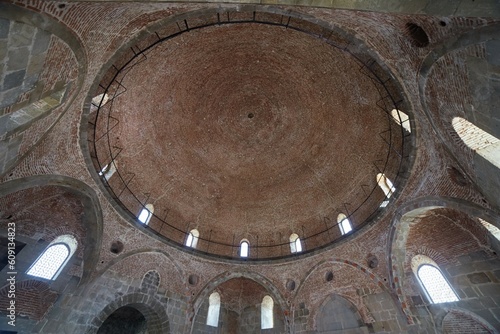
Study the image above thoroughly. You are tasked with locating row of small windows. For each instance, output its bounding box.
[136,204,353,256]
[207,292,274,329]
[24,234,462,306]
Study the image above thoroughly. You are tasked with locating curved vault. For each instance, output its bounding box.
[86,8,411,260]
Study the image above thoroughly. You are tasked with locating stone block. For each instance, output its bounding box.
[32,29,51,55]
[478,283,500,296]
[0,18,9,39]
[27,52,46,77]
[0,89,20,110]
[486,39,500,67]
[3,69,25,91]
[0,40,7,61]
[7,47,30,72]
[468,272,491,284]
[10,21,35,48]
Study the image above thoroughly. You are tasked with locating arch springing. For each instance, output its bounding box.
[186,229,199,248]
[261,295,274,329]
[207,292,221,327]
[27,235,78,280]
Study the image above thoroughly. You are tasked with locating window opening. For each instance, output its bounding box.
[417,265,459,303]
[261,295,274,329]
[289,233,302,253]
[337,213,352,235]
[207,292,220,327]
[377,173,396,207]
[390,109,411,133]
[478,218,500,241]
[240,239,249,258]
[412,255,459,304]
[452,117,500,169]
[186,229,200,248]
[98,161,117,180]
[138,204,154,225]
[27,235,77,280]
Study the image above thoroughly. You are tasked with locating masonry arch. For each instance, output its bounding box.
[0,175,103,284]
[192,270,288,332]
[90,293,170,334]
[0,3,87,177]
[388,196,500,322]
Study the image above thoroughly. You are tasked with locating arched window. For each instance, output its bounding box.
[376,173,395,199]
[186,229,199,248]
[412,255,459,304]
[390,109,411,133]
[207,292,220,327]
[240,239,249,258]
[289,233,302,253]
[337,213,352,235]
[261,295,274,329]
[138,204,154,225]
[452,117,500,168]
[27,235,78,280]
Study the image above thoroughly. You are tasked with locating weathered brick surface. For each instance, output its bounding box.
[0,1,499,333]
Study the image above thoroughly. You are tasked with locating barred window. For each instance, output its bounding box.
[27,235,77,280]
[417,264,459,303]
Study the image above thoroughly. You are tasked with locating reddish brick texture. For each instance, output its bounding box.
[0,1,500,333]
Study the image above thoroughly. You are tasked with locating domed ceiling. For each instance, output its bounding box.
[87,9,409,260]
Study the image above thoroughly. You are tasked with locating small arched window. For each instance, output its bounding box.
[261,295,274,329]
[240,239,249,258]
[27,235,78,280]
[412,255,459,304]
[390,109,411,133]
[138,204,154,225]
[207,292,220,327]
[452,117,500,169]
[186,229,200,248]
[289,233,302,253]
[337,213,352,235]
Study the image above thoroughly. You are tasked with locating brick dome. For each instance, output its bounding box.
[90,10,406,259]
